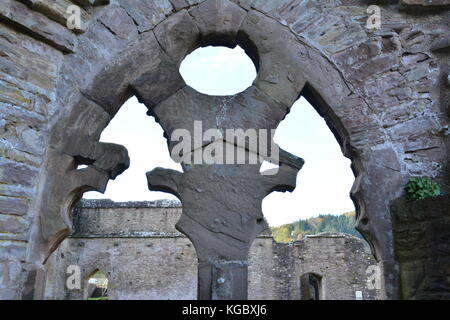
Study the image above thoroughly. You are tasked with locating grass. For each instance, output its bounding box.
[88,296,108,300]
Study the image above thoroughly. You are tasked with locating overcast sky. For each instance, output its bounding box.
[84,46,355,226]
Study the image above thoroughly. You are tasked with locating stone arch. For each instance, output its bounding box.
[31,0,406,300]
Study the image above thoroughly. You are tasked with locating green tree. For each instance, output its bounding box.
[272,225,291,243]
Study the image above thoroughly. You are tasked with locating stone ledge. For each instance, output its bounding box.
[304,232,361,239]
[292,232,365,247]
[400,0,450,6]
[70,231,185,238]
[69,232,274,239]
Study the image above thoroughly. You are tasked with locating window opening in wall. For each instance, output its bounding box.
[83,96,182,202]
[265,97,361,243]
[300,273,322,300]
[179,45,257,96]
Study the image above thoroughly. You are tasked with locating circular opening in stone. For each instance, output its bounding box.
[179,45,257,96]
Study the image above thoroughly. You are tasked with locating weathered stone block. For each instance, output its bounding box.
[189,0,247,48]
[363,71,405,101]
[0,159,39,188]
[85,31,184,115]
[153,9,200,64]
[347,54,400,83]
[0,184,34,199]
[389,115,438,140]
[0,196,29,216]
[401,0,450,6]
[0,80,33,110]
[290,5,324,34]
[0,104,46,157]
[238,10,306,107]
[317,22,368,55]
[0,24,61,102]
[20,263,46,300]
[0,214,29,235]
[0,240,27,261]
[98,3,137,39]
[230,0,292,16]
[0,288,17,299]
[170,0,189,11]
[403,62,431,82]
[0,261,22,287]
[186,0,207,5]
[0,139,43,167]
[431,36,450,52]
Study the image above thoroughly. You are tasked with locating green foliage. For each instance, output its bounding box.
[405,177,441,200]
[272,225,291,243]
[271,211,361,243]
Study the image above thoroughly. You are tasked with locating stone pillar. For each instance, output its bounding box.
[19,263,46,300]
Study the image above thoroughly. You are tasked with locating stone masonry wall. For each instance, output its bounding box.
[45,200,198,300]
[0,0,448,299]
[45,200,379,300]
[294,234,379,300]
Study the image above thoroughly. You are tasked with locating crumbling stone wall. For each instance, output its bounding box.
[293,234,379,300]
[45,199,198,300]
[249,234,379,300]
[0,0,448,299]
[45,200,379,300]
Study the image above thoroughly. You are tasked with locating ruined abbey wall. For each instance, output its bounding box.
[45,200,199,300]
[0,0,448,299]
[44,200,379,300]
